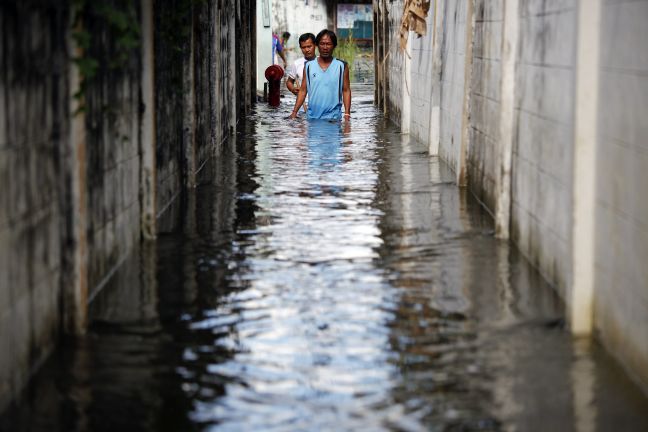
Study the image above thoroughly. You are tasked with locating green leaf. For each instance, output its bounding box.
[72,29,91,50]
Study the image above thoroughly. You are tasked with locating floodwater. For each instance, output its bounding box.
[2,85,648,432]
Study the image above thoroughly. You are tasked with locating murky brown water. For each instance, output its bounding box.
[2,85,648,431]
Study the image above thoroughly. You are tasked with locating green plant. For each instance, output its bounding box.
[335,33,359,82]
[71,0,141,113]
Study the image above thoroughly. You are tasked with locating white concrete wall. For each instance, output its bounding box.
[257,0,274,95]
[593,0,648,390]
[511,0,577,294]
[375,0,648,392]
[468,0,503,211]
[384,0,405,126]
[272,0,328,64]
[409,17,435,145]
[438,0,469,175]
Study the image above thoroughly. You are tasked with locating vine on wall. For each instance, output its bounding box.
[70,0,211,113]
[70,0,141,112]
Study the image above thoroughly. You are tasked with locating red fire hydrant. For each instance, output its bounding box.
[265,64,284,107]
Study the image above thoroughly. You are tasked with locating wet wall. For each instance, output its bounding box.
[468,0,503,214]
[0,1,69,413]
[153,1,185,232]
[374,0,648,392]
[0,0,256,413]
[80,0,144,304]
[154,0,255,233]
[509,0,576,300]
[380,0,404,126]
[594,0,648,391]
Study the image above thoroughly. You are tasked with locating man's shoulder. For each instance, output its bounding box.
[292,57,307,68]
[303,58,317,70]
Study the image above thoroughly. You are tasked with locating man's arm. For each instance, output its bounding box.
[342,63,352,119]
[285,63,298,94]
[289,66,308,118]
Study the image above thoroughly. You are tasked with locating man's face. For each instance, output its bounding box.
[317,35,334,58]
[300,39,316,60]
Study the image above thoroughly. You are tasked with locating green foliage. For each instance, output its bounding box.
[335,33,360,82]
[71,0,141,112]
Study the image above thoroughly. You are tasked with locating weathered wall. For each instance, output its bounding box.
[510,0,576,294]
[375,0,648,392]
[81,1,143,301]
[272,0,328,59]
[236,0,256,116]
[194,2,213,172]
[155,0,253,233]
[438,0,470,176]
[593,0,648,390]
[256,0,273,95]
[468,0,502,212]
[383,0,404,126]
[154,1,185,233]
[0,0,256,413]
[408,7,435,146]
[0,0,68,412]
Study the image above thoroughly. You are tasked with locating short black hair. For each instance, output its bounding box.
[315,29,337,48]
[298,33,316,45]
[282,31,291,40]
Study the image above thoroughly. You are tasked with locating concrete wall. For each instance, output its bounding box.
[272,0,329,61]
[374,0,648,392]
[0,1,68,412]
[383,0,405,126]
[154,2,185,233]
[593,0,648,390]
[257,0,273,95]
[236,0,257,116]
[156,0,253,233]
[511,0,577,295]
[468,0,502,212]
[0,0,256,413]
[81,3,143,302]
[438,0,470,179]
[408,9,435,146]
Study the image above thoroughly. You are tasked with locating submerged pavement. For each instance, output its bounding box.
[2,85,648,431]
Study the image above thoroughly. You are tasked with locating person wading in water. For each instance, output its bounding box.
[289,29,351,120]
[286,33,317,113]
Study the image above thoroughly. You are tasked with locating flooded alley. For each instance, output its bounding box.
[2,85,648,431]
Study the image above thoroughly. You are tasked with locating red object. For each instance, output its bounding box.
[265,65,284,107]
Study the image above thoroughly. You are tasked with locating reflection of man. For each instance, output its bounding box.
[289,29,351,120]
[307,119,343,171]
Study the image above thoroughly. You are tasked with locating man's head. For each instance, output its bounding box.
[315,29,337,59]
[282,31,291,42]
[298,33,316,60]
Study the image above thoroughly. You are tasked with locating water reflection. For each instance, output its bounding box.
[2,85,648,431]
[306,119,351,172]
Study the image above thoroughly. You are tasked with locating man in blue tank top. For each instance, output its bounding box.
[289,29,351,120]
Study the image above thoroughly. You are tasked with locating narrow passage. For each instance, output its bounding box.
[3,85,648,432]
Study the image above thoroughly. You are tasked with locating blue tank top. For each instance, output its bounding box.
[305,58,345,120]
